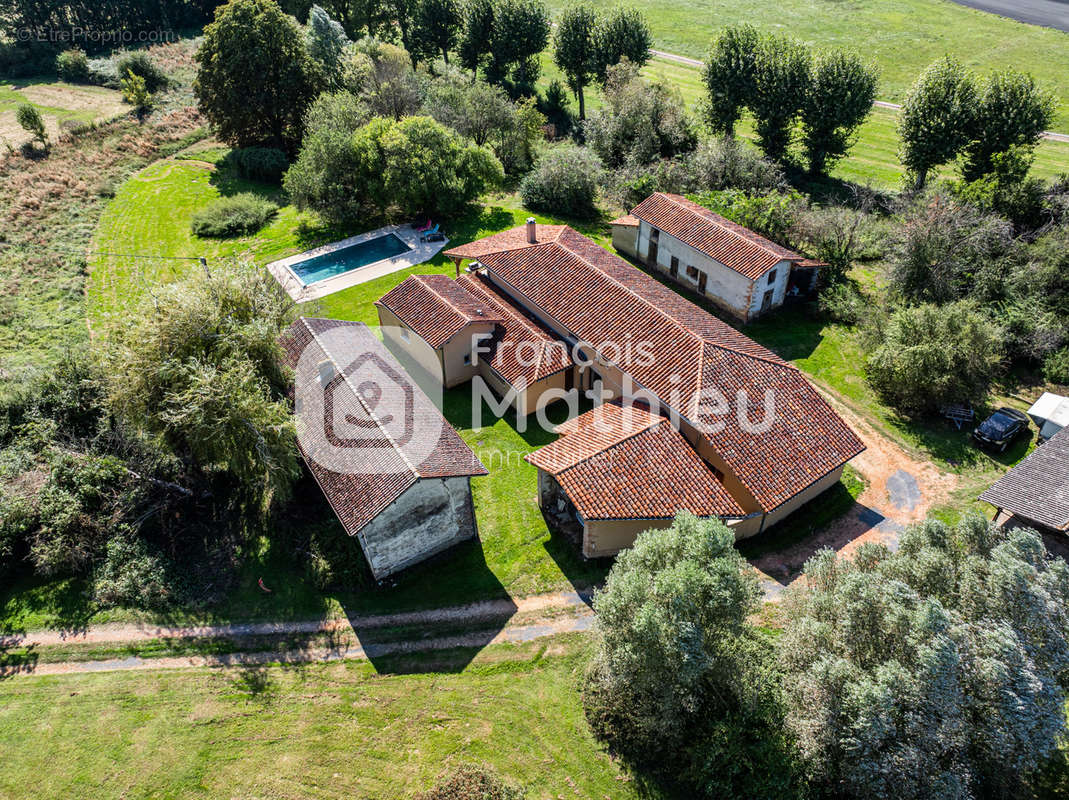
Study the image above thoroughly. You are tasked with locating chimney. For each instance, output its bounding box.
[526,217,537,244]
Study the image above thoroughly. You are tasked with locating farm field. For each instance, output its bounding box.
[543,0,1069,129]
[0,635,641,799]
[0,79,128,148]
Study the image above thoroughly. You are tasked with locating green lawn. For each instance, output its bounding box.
[0,635,645,799]
[543,0,1069,130]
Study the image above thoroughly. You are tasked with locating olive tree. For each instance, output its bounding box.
[583,512,802,798]
[800,50,878,175]
[961,70,1055,182]
[749,34,810,162]
[781,516,1069,800]
[898,57,977,190]
[701,25,760,137]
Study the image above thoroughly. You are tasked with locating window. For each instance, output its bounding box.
[650,228,660,241]
[463,352,472,366]
[669,256,679,276]
[768,268,777,285]
[400,327,410,342]
[686,265,700,280]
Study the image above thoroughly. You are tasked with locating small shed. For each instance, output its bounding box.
[1027,392,1069,443]
[979,426,1069,535]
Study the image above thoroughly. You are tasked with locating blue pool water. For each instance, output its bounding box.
[289,233,411,285]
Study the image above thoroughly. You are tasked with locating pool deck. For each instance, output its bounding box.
[266,224,448,302]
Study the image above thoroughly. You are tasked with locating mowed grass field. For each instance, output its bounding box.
[0,635,643,799]
[543,0,1069,129]
[0,78,128,148]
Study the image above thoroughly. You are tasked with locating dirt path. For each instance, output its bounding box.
[2,589,594,651]
[750,391,959,597]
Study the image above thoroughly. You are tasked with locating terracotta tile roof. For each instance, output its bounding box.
[375,275,504,348]
[979,427,1069,532]
[471,225,864,511]
[527,402,744,520]
[443,224,567,260]
[456,272,572,385]
[279,317,487,537]
[630,192,804,281]
[609,214,640,227]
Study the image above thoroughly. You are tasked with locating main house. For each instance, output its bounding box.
[611,192,826,321]
[281,317,488,580]
[376,220,864,557]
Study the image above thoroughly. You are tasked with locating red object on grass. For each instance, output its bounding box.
[258,577,272,593]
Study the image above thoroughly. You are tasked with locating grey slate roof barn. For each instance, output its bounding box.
[979,426,1069,533]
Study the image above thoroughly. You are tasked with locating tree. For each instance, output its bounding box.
[583,512,802,798]
[781,516,1069,799]
[553,4,599,120]
[345,39,426,119]
[887,193,1016,305]
[119,69,153,118]
[585,60,696,167]
[194,0,321,152]
[800,50,878,175]
[457,0,495,78]
[749,34,810,162]
[104,265,299,517]
[306,4,350,88]
[411,0,461,64]
[485,0,549,91]
[539,79,575,137]
[283,91,372,222]
[701,24,760,137]
[15,103,48,149]
[593,6,651,81]
[865,301,1003,412]
[899,57,977,190]
[960,70,1054,182]
[288,115,503,220]
[519,145,603,218]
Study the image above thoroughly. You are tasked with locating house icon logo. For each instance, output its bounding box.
[321,351,416,449]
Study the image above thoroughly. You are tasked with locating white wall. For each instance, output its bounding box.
[636,220,790,320]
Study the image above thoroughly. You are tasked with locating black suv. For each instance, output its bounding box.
[972,407,1030,452]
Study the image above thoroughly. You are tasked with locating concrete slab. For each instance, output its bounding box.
[266,223,448,302]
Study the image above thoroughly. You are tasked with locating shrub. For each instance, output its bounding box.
[415,766,525,800]
[56,48,89,82]
[686,136,786,193]
[191,193,279,238]
[225,147,289,183]
[116,51,169,93]
[865,301,1003,412]
[1044,347,1069,385]
[539,78,575,137]
[818,282,865,324]
[519,145,602,219]
[92,532,171,609]
[16,103,48,148]
[689,189,805,245]
[120,69,152,114]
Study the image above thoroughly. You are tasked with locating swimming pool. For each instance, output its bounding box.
[288,232,411,285]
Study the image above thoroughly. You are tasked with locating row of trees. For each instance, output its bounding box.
[702,25,879,175]
[900,57,1055,190]
[585,512,1069,799]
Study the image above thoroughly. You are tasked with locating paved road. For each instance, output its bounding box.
[948,0,1069,32]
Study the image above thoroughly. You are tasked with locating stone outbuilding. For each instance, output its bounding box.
[281,317,488,580]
